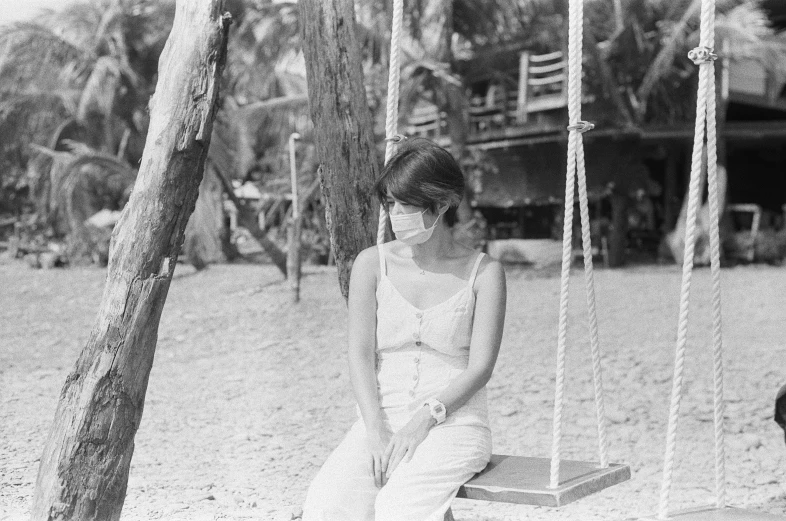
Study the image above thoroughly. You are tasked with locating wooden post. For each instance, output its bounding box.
[609,191,628,267]
[299,0,380,300]
[517,52,530,124]
[663,144,678,231]
[31,3,230,520]
[287,132,302,303]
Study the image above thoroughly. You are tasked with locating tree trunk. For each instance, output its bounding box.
[183,164,235,269]
[417,0,473,225]
[634,0,701,123]
[584,28,634,127]
[299,0,381,300]
[213,166,289,275]
[31,3,230,521]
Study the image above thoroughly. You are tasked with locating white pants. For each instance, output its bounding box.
[302,347,492,521]
[302,419,491,521]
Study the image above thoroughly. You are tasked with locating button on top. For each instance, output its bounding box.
[414,357,420,363]
[415,312,423,319]
[412,332,420,340]
[415,341,422,346]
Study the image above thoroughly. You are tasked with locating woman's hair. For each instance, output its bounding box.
[374,138,465,227]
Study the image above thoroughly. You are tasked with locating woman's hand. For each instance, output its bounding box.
[381,407,435,482]
[365,423,391,488]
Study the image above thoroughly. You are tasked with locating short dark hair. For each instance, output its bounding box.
[374,138,465,227]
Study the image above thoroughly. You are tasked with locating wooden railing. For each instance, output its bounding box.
[406,50,570,139]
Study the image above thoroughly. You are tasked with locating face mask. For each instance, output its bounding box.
[390,206,448,245]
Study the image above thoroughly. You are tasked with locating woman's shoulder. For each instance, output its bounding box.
[473,250,505,288]
[354,244,381,269]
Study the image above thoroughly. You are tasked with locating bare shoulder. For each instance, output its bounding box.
[352,244,381,280]
[475,253,506,290]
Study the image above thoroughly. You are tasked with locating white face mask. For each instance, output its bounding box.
[390,206,448,245]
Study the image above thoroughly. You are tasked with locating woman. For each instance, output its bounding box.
[302,138,507,521]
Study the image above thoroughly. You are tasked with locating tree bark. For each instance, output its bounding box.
[299,0,381,300]
[31,3,231,520]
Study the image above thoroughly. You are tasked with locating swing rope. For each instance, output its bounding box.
[657,0,725,517]
[550,0,610,489]
[376,0,405,247]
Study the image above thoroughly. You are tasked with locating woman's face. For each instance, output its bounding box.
[385,190,442,228]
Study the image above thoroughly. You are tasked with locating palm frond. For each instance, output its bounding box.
[716,2,774,44]
[231,96,311,179]
[77,56,123,121]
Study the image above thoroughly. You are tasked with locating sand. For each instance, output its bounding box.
[1,260,785,520]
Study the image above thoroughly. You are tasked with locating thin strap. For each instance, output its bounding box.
[468,252,485,289]
[377,243,387,277]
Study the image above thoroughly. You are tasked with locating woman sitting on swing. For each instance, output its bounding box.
[303,138,507,520]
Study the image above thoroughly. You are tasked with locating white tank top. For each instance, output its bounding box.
[375,244,485,356]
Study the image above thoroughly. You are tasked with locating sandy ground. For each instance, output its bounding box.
[1,259,785,521]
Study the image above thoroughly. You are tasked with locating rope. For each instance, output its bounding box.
[550,0,610,488]
[658,0,722,517]
[576,135,610,471]
[706,54,726,512]
[377,0,404,247]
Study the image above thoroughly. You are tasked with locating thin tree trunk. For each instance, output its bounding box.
[213,166,289,275]
[419,0,473,225]
[299,0,380,300]
[183,165,235,269]
[584,28,634,127]
[31,3,231,520]
[634,0,701,123]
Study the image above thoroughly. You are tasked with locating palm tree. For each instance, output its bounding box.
[0,0,175,154]
[0,0,175,227]
[583,0,786,126]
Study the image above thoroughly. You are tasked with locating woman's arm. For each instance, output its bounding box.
[382,257,507,478]
[346,246,389,487]
[436,257,507,412]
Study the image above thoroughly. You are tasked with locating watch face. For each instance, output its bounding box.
[435,404,445,414]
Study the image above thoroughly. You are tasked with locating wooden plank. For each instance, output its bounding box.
[529,74,566,87]
[526,94,568,113]
[529,61,565,75]
[645,507,786,520]
[516,52,530,124]
[529,50,563,63]
[456,455,631,507]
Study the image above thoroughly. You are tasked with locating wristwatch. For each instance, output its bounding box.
[424,399,446,425]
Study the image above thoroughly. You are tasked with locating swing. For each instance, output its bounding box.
[377,0,630,507]
[646,0,786,520]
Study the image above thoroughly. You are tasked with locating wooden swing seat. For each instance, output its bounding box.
[455,454,631,507]
[646,507,786,521]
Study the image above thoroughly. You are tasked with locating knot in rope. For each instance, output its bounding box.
[688,46,718,65]
[384,134,407,143]
[567,120,594,133]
